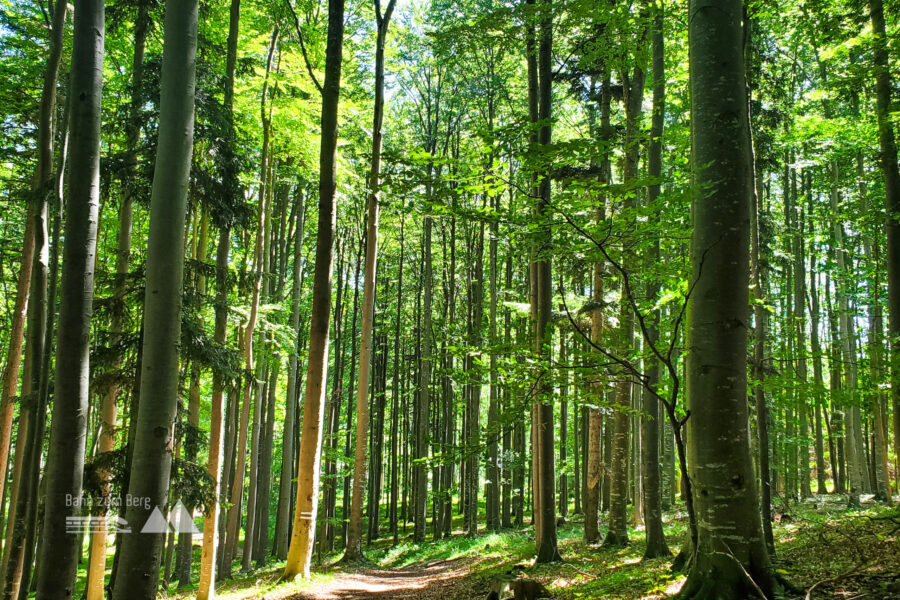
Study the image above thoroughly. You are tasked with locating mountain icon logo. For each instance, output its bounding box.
[139,501,199,534]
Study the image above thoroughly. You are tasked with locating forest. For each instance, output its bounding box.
[0,0,899,598]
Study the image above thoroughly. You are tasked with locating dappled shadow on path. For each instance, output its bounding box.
[285,558,478,600]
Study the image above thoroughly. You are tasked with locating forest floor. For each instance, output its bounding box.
[175,494,899,600]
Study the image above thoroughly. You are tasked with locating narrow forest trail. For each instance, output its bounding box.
[285,558,478,600]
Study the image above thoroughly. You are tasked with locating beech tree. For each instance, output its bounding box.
[282,0,345,580]
[679,0,780,597]
[111,0,199,595]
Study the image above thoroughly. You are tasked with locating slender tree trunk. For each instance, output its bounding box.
[282,0,344,579]
[465,222,484,537]
[0,0,68,514]
[33,0,103,595]
[830,164,868,506]
[641,5,669,559]
[177,213,209,587]
[86,13,142,582]
[868,0,900,495]
[745,9,776,551]
[415,211,432,543]
[809,250,829,494]
[607,56,645,550]
[345,0,396,559]
[584,72,611,546]
[528,0,560,564]
[111,0,199,595]
[196,228,232,599]
[390,218,404,544]
[254,360,278,564]
[558,330,568,518]
[487,198,501,531]
[275,188,305,560]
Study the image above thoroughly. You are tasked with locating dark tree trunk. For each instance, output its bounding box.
[640,4,669,560]
[678,1,780,596]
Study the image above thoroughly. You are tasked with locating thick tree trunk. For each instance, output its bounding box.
[282,0,344,579]
[111,0,199,596]
[678,1,780,597]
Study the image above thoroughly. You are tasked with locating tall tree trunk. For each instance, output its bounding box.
[829,164,868,506]
[33,0,103,596]
[414,210,432,543]
[808,245,829,495]
[110,0,198,595]
[558,330,568,518]
[487,198,501,531]
[85,4,145,586]
[197,229,233,599]
[529,0,560,564]
[206,4,241,584]
[345,0,396,560]
[282,0,344,579]
[607,53,646,550]
[678,1,780,596]
[254,359,279,564]
[177,213,209,587]
[390,218,404,544]
[465,223,484,537]
[868,0,900,495]
[641,4,669,560]
[584,71,611,546]
[0,0,68,512]
[275,188,305,560]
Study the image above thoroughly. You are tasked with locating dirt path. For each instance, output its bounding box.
[285,558,478,600]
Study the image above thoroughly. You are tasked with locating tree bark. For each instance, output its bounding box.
[282,0,344,579]
[868,0,900,496]
[678,1,779,596]
[641,4,669,559]
[345,0,396,560]
[529,0,560,564]
[110,0,199,595]
[275,187,305,560]
[33,0,104,596]
[0,0,67,514]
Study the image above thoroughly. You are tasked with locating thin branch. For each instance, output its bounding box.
[285,0,323,95]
